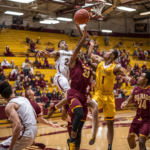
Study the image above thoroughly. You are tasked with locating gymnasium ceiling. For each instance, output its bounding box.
[0,0,149,21]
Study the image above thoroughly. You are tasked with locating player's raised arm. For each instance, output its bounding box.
[70,25,87,68]
[37,50,60,59]
[121,90,134,109]
[5,103,21,150]
[75,22,83,37]
[88,40,104,64]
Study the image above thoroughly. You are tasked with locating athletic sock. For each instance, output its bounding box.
[108,144,112,150]
[70,137,76,143]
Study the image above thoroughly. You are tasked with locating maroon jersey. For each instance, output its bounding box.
[28,98,41,117]
[133,86,150,118]
[70,59,91,94]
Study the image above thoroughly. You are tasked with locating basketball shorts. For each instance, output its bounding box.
[54,73,70,93]
[0,126,37,150]
[129,116,150,139]
[67,89,88,121]
[93,90,116,120]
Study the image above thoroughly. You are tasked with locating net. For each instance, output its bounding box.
[90,2,105,17]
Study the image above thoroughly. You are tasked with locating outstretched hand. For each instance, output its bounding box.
[49,122,59,128]
[121,101,128,109]
[90,40,96,46]
[36,51,50,58]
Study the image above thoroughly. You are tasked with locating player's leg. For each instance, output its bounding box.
[54,74,70,93]
[106,120,114,150]
[139,136,147,150]
[104,95,116,150]
[127,134,136,149]
[75,121,85,150]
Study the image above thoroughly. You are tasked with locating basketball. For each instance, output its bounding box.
[74,9,90,24]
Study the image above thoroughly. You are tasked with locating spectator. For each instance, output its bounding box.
[12,87,19,97]
[130,68,134,76]
[71,30,75,37]
[134,63,139,72]
[57,93,62,100]
[26,37,30,44]
[140,42,143,46]
[36,59,42,68]
[30,40,38,53]
[144,50,148,56]
[0,71,6,82]
[44,58,50,69]
[51,91,57,100]
[139,51,145,60]
[47,90,51,101]
[29,71,34,80]
[1,21,6,29]
[26,23,29,30]
[23,77,29,89]
[9,66,18,81]
[148,49,150,56]
[19,68,25,81]
[14,76,23,90]
[46,46,54,53]
[29,64,34,74]
[34,76,39,89]
[142,62,147,72]
[4,45,15,56]
[36,37,41,44]
[133,41,136,47]
[133,49,137,56]
[1,58,10,69]
[119,40,123,46]
[38,74,46,89]
[0,66,3,74]
[86,86,91,98]
[41,93,49,108]
[10,60,15,69]
[104,36,109,46]
[35,88,42,103]
[28,77,34,87]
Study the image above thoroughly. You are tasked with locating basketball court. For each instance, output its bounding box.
[0,110,149,150]
[0,0,150,150]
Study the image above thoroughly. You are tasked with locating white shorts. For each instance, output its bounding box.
[0,126,37,150]
[54,73,70,93]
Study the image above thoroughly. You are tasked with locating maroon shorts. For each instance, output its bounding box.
[67,89,87,121]
[129,116,150,139]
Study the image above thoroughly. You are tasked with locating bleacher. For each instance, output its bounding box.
[0,28,150,108]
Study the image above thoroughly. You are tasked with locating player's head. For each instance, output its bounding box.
[58,40,68,51]
[137,71,150,86]
[25,88,34,98]
[0,81,13,100]
[103,49,118,61]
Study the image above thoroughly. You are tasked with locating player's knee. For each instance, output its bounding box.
[74,107,84,119]
[139,137,146,148]
[106,120,114,128]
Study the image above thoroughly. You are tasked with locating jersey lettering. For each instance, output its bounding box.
[83,69,90,78]
[64,58,69,66]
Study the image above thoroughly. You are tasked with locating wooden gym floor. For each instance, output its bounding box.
[0,110,149,150]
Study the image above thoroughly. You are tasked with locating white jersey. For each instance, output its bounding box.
[7,97,37,137]
[55,50,73,80]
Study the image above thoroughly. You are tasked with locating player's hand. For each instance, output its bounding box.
[121,101,128,109]
[49,122,59,128]
[90,40,96,46]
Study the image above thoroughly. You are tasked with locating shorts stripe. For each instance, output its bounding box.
[139,134,148,139]
[57,76,64,91]
[69,98,76,108]
[104,117,114,121]
[72,105,82,112]
[58,64,61,73]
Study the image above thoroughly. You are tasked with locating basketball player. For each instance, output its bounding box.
[121,71,150,150]
[0,81,37,150]
[47,26,99,150]
[88,40,131,150]
[25,89,59,128]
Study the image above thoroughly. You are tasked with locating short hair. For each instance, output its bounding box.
[0,81,12,99]
[58,40,64,48]
[112,49,118,60]
[145,71,150,85]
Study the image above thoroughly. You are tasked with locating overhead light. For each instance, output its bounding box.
[117,6,136,12]
[40,20,60,24]
[57,17,73,21]
[140,11,150,15]
[8,0,35,3]
[105,3,112,6]
[4,11,24,16]
[102,30,112,33]
[82,3,98,8]
[52,0,65,2]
